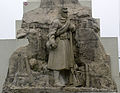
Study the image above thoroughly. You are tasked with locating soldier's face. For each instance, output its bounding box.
[61,12,68,18]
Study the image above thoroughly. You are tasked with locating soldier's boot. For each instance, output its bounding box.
[60,70,70,85]
[54,71,65,87]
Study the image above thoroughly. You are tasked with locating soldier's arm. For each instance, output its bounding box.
[49,19,59,38]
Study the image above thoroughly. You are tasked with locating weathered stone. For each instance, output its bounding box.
[2,0,117,93]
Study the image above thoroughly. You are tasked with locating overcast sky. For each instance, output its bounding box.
[0,0,119,67]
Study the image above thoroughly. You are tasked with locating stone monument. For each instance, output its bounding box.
[2,0,117,93]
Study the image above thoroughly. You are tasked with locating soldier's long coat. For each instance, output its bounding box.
[47,19,74,70]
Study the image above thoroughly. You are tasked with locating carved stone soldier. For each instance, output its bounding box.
[47,7,75,86]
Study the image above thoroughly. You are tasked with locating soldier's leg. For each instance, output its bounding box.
[69,70,74,85]
[59,70,66,85]
[60,70,70,85]
[64,70,73,85]
[54,70,59,84]
[54,70,65,87]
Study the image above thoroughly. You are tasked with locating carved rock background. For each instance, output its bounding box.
[2,0,117,93]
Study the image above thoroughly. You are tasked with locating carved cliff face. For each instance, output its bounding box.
[27,29,39,50]
[2,0,117,92]
[40,0,79,8]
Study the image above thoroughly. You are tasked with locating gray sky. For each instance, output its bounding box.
[0,0,119,68]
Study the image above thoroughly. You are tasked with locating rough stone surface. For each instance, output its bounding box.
[2,0,117,93]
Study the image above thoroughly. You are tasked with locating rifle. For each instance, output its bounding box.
[71,67,81,86]
[69,29,81,86]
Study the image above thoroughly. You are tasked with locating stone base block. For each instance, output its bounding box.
[3,87,117,93]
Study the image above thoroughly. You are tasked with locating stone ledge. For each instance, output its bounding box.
[6,87,117,93]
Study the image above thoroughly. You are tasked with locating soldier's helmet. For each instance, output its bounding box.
[61,7,68,13]
[59,7,68,14]
[58,7,68,19]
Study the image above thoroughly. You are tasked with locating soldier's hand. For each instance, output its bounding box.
[51,43,57,49]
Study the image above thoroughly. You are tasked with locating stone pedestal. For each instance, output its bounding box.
[3,87,117,93]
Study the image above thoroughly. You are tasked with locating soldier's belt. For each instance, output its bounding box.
[59,35,70,40]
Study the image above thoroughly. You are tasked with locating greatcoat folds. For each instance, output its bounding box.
[47,19,75,70]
